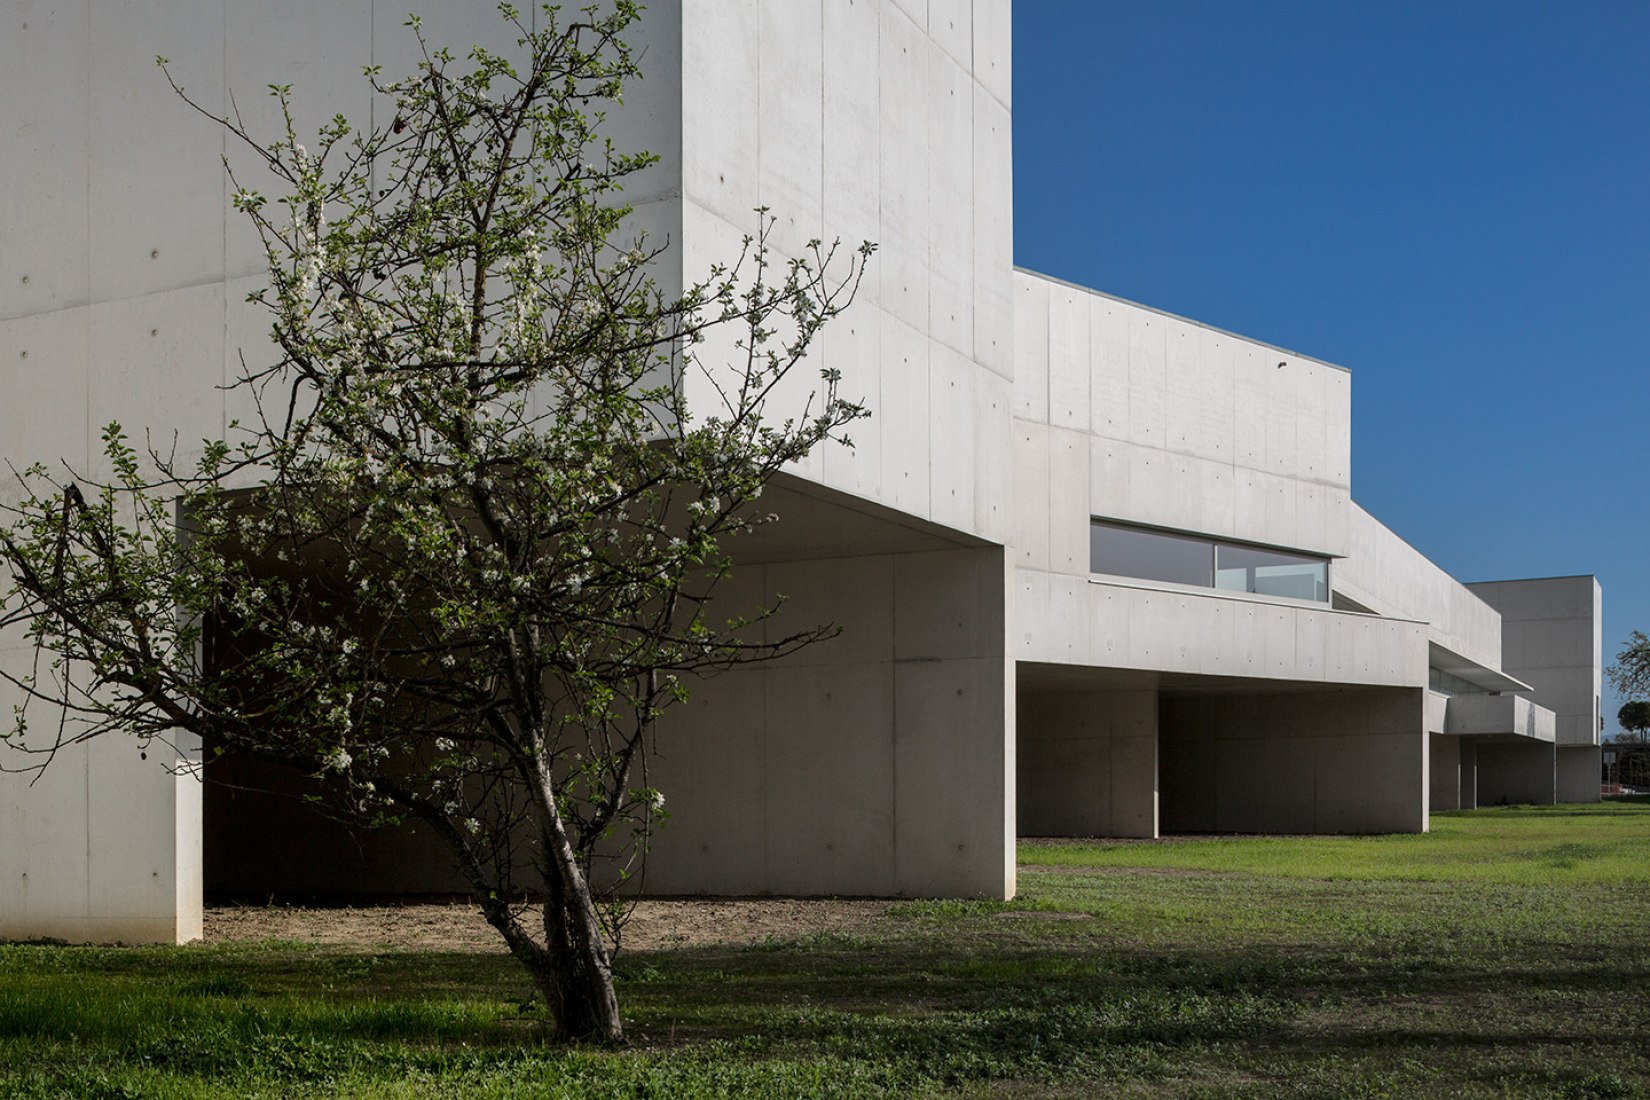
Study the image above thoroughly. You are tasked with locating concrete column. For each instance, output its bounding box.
[1017,689,1158,838]
[1429,733,1462,812]
[1476,741,1557,806]
[0,730,202,945]
[1459,738,1478,809]
[1556,745,1602,804]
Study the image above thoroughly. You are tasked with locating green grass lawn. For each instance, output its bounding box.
[5,800,1650,1098]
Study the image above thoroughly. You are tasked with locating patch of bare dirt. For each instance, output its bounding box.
[204,897,893,952]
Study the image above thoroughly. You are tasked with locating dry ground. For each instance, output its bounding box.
[204,897,893,952]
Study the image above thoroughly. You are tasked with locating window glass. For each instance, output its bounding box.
[1215,544,1328,602]
[1089,519,1330,604]
[1090,523,1212,587]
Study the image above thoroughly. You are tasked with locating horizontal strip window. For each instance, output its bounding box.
[1090,520,1329,603]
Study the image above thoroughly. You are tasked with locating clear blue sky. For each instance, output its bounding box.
[1012,0,1650,734]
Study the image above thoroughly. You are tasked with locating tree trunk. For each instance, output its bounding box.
[530,756,623,1043]
[534,859,623,1042]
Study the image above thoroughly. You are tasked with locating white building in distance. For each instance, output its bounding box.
[0,0,1601,943]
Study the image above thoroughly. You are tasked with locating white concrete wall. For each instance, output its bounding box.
[1011,272,1352,563]
[676,1,1014,546]
[1467,576,1602,749]
[1017,572,1429,688]
[205,541,1017,901]
[1160,688,1428,834]
[1476,740,1557,806]
[1006,270,1437,695]
[0,1,1020,937]
[1335,506,1504,674]
[643,545,1014,898]
[1018,689,1156,838]
[1557,745,1601,803]
[1445,694,1555,742]
[0,646,202,942]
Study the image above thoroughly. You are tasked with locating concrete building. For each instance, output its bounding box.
[0,0,1599,943]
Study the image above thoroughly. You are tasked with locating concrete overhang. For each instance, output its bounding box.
[1443,694,1556,742]
[725,473,992,564]
[1429,642,1531,694]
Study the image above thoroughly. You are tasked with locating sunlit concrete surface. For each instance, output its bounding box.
[0,0,1602,943]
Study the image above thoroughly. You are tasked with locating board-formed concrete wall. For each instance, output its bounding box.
[1159,687,1428,834]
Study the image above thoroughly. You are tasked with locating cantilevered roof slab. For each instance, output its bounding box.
[1429,641,1531,694]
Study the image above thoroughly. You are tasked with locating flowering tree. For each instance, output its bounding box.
[1608,632,1650,705]
[0,3,868,1043]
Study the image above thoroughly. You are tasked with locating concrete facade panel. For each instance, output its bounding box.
[878,4,931,335]
[1160,688,1426,835]
[1,2,91,321]
[1011,423,1051,569]
[1017,689,1157,838]
[1476,740,1557,806]
[1012,274,1049,422]
[1557,745,1601,804]
[879,311,933,517]
[1046,427,1089,575]
[929,0,972,68]
[823,0,884,306]
[928,343,979,532]
[927,40,974,359]
[971,0,1011,108]
[758,0,825,258]
[1047,286,1090,432]
[637,667,771,894]
[1469,576,1602,748]
[1020,575,1426,689]
[972,369,1014,543]
[893,654,1014,897]
[1,651,201,942]
[1125,309,1168,451]
[1089,298,1130,437]
[88,0,225,305]
[0,307,93,478]
[761,662,897,895]
[972,87,1014,379]
[816,312,884,495]
[87,284,227,479]
[682,0,759,224]
[1336,505,1504,671]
